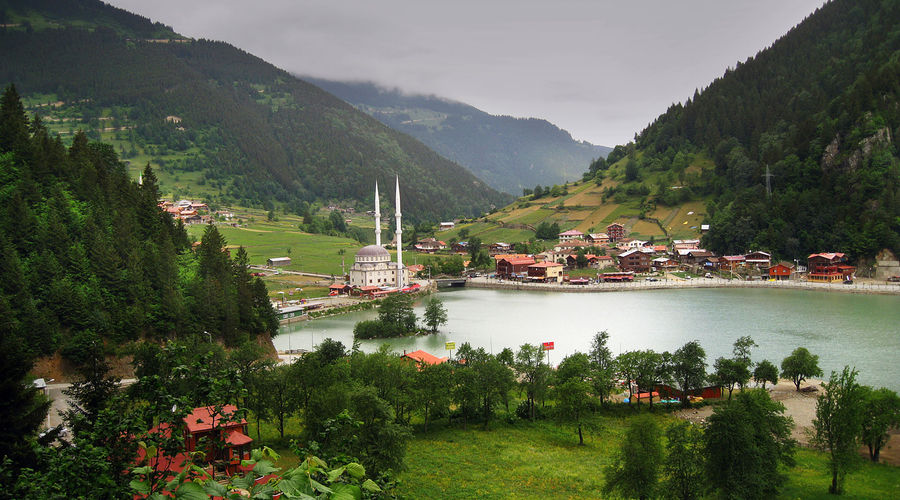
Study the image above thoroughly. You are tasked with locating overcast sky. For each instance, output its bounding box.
[107,0,825,147]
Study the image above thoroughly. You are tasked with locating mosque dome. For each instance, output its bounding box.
[355,244,391,261]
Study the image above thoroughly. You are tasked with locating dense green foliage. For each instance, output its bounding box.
[704,389,797,499]
[0,0,510,222]
[0,84,277,356]
[593,0,900,260]
[306,78,611,195]
[603,415,664,499]
[812,366,866,495]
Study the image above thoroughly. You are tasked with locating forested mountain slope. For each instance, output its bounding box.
[0,0,509,221]
[588,0,900,261]
[0,84,276,363]
[306,78,611,195]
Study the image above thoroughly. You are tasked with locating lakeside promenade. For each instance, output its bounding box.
[467,276,900,295]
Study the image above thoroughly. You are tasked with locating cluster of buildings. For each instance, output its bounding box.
[158,199,212,224]
[485,223,854,284]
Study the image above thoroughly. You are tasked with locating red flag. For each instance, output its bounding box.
[542,341,554,350]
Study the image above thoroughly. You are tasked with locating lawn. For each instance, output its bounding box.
[186,224,363,275]
[243,403,900,499]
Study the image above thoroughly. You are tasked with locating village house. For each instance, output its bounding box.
[553,239,590,252]
[720,255,746,271]
[744,251,772,268]
[401,349,448,367]
[451,241,469,254]
[496,256,535,279]
[414,237,446,253]
[807,252,855,282]
[767,262,795,280]
[406,264,425,278]
[678,249,714,266]
[138,405,253,478]
[328,283,353,295]
[672,239,701,251]
[618,248,652,273]
[652,256,678,271]
[586,233,609,245]
[267,257,291,267]
[536,250,567,265]
[565,253,600,269]
[439,221,455,231]
[606,222,626,242]
[489,242,512,255]
[527,261,565,283]
[558,229,585,242]
[595,255,616,269]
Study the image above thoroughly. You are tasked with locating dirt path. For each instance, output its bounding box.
[674,378,900,466]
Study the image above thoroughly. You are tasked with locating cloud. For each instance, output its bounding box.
[107,0,825,146]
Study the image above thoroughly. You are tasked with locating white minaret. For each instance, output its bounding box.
[395,175,404,288]
[374,181,382,247]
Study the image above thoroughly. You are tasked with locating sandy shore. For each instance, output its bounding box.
[674,378,900,466]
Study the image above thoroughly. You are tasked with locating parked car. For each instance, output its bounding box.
[645,277,658,282]
[888,276,900,283]
[843,278,853,285]
[704,273,712,278]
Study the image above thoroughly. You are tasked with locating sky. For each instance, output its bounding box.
[107,0,826,147]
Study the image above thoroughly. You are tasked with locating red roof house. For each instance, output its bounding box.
[401,350,449,367]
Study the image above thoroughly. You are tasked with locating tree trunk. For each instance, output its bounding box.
[578,423,583,445]
[423,404,430,433]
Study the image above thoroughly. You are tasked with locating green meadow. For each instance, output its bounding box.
[247,407,900,499]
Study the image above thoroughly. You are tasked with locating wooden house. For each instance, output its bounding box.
[527,261,565,283]
[744,251,772,268]
[496,256,535,278]
[618,248,652,272]
[767,262,795,280]
[267,257,292,267]
[587,233,609,245]
[808,253,854,282]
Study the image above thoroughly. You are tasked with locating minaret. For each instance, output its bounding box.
[395,175,404,288]
[374,181,381,247]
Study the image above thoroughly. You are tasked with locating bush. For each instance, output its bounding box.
[353,320,385,339]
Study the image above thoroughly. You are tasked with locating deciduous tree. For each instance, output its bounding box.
[812,366,865,495]
[859,386,900,462]
[603,415,663,499]
[781,347,823,391]
[753,359,779,390]
[671,340,706,407]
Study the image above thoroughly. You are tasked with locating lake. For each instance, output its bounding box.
[274,287,900,391]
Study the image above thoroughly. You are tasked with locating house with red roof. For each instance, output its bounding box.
[401,350,448,367]
[808,253,854,282]
[137,405,253,479]
[527,261,565,283]
[496,256,535,278]
[767,262,795,281]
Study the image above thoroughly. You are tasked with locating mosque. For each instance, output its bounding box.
[348,177,409,288]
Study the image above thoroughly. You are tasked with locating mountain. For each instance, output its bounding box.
[0,0,511,222]
[580,0,900,262]
[305,78,611,195]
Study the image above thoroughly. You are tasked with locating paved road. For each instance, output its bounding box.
[42,379,136,429]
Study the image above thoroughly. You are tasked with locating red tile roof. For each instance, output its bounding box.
[529,262,563,268]
[808,252,845,260]
[558,229,584,236]
[401,350,448,366]
[184,405,246,433]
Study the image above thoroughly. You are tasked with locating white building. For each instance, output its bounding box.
[349,178,409,288]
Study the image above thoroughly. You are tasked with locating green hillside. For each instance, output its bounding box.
[306,78,611,195]
[594,0,900,262]
[0,0,511,222]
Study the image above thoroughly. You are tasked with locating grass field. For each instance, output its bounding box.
[246,406,900,499]
[186,224,363,276]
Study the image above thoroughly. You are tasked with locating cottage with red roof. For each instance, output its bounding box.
[808,253,854,282]
[496,256,536,278]
[401,350,449,367]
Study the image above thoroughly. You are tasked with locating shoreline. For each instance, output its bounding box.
[466,276,900,295]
